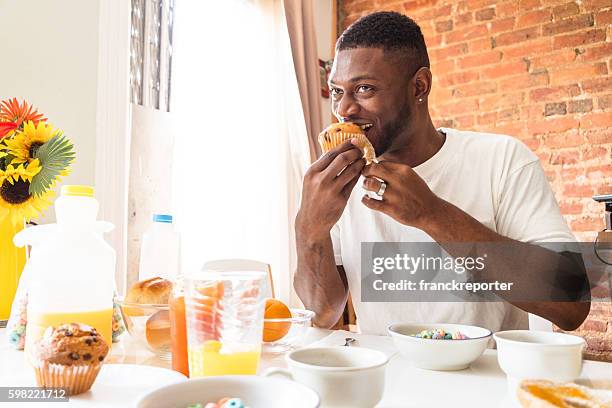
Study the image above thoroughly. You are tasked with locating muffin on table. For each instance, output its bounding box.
[31,323,109,395]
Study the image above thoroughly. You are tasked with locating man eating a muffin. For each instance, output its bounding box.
[294,11,590,334]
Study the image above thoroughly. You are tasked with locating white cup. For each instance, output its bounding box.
[265,346,388,408]
[494,330,585,397]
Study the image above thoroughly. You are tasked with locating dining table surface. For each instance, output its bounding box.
[1,327,611,408]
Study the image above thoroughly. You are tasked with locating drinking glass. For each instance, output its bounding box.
[185,270,267,377]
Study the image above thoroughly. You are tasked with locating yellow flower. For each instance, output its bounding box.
[3,121,56,164]
[0,160,41,185]
[0,175,53,225]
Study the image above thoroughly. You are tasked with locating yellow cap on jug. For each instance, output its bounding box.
[61,185,94,197]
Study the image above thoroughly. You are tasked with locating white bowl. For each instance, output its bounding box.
[266,346,388,408]
[494,330,585,386]
[263,308,315,353]
[388,323,491,370]
[136,375,320,408]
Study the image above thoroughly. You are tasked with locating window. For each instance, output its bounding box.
[169,0,311,303]
[130,0,174,111]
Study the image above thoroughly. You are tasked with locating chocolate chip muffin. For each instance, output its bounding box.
[318,122,376,163]
[31,323,109,395]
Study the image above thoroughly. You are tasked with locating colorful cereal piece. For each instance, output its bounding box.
[412,329,469,340]
[220,398,245,408]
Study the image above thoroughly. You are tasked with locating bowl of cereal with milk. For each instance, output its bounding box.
[388,323,491,371]
[136,375,320,408]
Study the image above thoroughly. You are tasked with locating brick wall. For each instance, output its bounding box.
[340,0,612,361]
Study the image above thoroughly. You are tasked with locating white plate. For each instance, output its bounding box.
[66,364,186,407]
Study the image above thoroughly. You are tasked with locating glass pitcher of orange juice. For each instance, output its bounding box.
[14,186,116,358]
[185,270,267,377]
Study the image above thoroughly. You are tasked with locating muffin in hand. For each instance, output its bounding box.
[318,122,376,163]
[31,323,109,395]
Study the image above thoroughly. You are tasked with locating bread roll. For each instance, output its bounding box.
[125,277,173,304]
[518,379,610,408]
[318,122,376,164]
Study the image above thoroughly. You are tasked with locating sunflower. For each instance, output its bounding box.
[0,160,50,225]
[0,160,42,185]
[0,98,46,128]
[3,121,56,164]
[0,185,53,225]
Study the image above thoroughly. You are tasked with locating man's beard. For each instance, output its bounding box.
[374,100,412,156]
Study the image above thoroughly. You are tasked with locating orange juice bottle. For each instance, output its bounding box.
[170,280,189,377]
[26,309,113,348]
[14,186,116,358]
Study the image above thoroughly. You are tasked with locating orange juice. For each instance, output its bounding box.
[25,308,113,357]
[188,340,261,377]
[170,294,189,376]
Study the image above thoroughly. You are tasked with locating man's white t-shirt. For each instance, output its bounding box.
[331,128,576,335]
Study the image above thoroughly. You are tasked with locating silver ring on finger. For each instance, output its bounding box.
[376,180,387,197]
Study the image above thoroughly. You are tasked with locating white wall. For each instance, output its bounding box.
[0,0,100,216]
[313,0,334,125]
[0,0,132,293]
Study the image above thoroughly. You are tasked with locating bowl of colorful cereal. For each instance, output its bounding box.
[136,375,320,408]
[387,323,491,371]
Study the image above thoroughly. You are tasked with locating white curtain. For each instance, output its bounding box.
[171,0,311,306]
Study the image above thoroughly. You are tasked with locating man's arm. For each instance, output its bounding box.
[294,140,365,328]
[362,161,591,331]
[424,199,590,331]
[294,231,349,328]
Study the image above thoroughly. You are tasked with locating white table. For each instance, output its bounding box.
[1,328,611,407]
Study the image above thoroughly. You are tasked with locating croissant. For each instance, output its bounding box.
[518,379,610,408]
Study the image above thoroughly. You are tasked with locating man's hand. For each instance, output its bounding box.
[296,140,366,240]
[361,160,443,229]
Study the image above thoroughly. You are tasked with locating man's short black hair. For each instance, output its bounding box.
[336,11,430,75]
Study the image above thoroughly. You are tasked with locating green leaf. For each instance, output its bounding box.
[30,132,75,196]
[0,153,15,171]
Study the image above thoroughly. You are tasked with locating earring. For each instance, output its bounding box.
[418,98,423,103]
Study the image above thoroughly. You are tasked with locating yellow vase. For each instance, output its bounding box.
[0,218,26,321]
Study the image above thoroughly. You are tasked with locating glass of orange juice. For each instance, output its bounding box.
[184,270,267,377]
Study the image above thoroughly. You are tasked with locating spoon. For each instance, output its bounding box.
[343,337,356,347]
